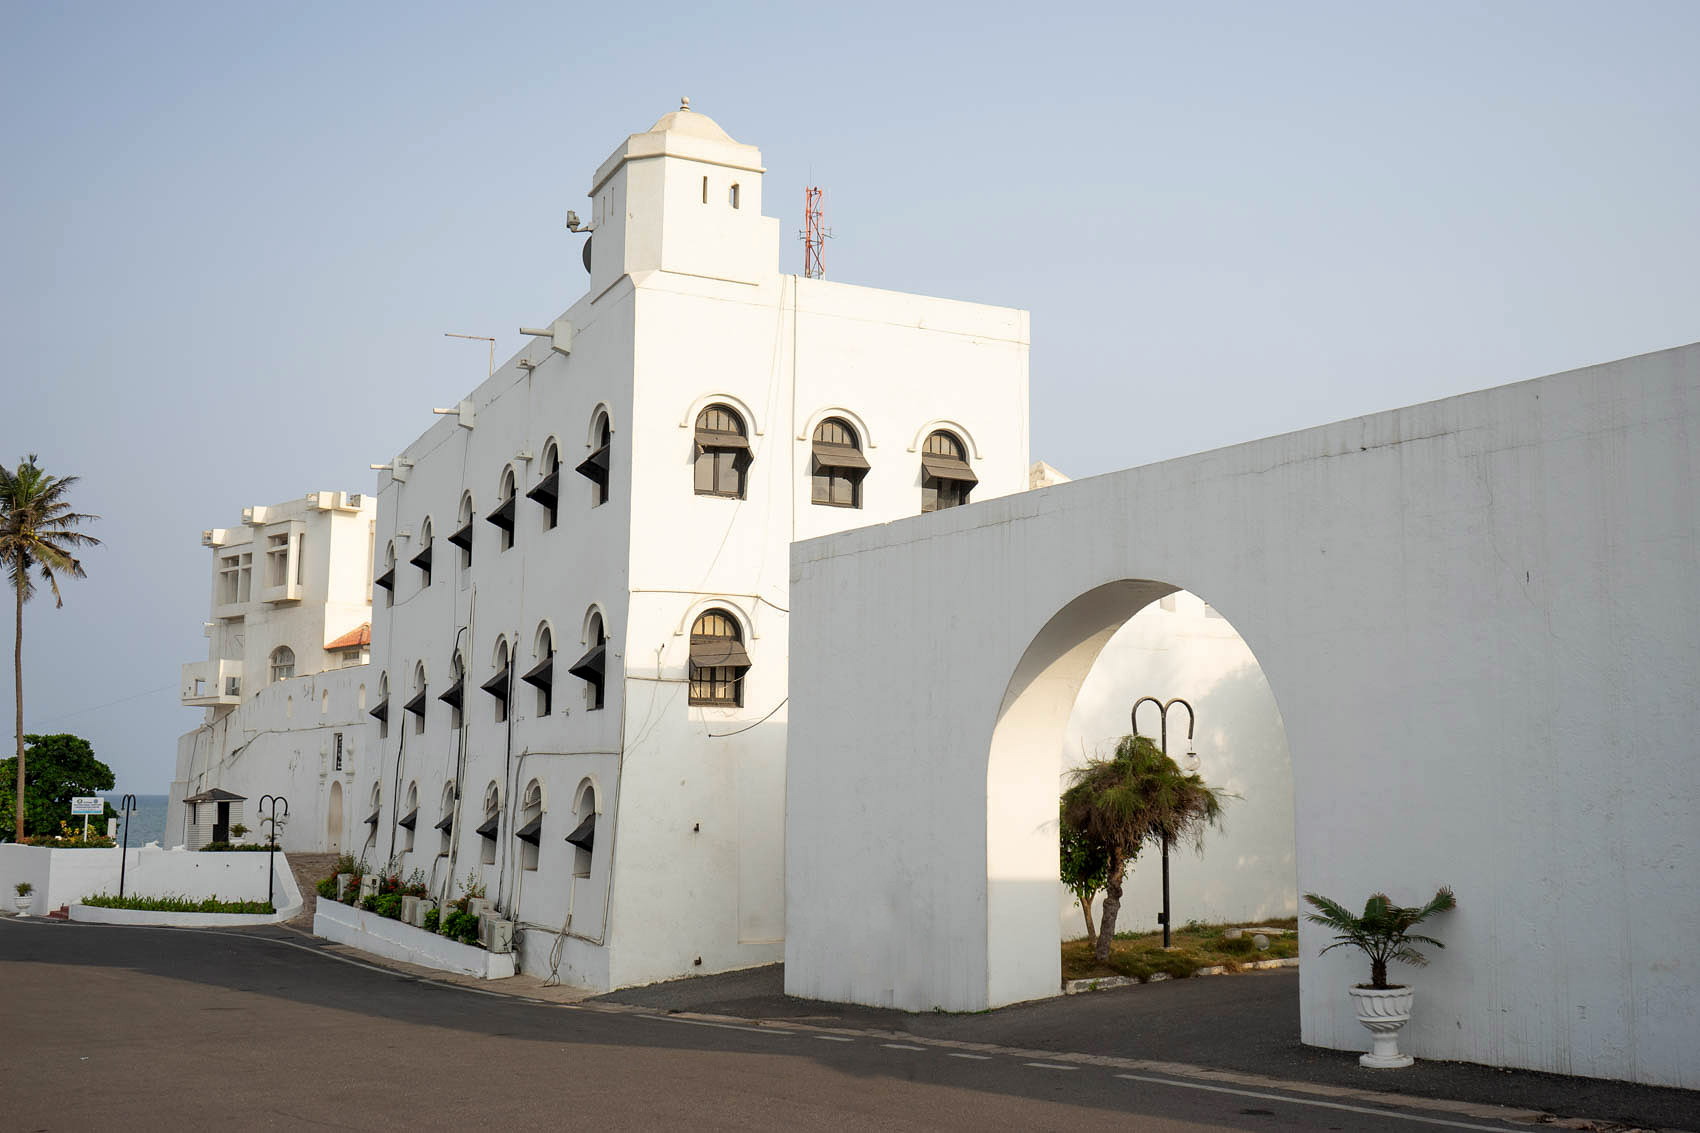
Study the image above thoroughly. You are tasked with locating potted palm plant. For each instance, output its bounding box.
[14,881,33,917]
[1304,887,1456,1068]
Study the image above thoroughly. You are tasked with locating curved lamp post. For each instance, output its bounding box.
[1131,695,1196,949]
[259,794,290,908]
[117,794,138,899]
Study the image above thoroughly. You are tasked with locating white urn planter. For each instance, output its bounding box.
[1349,985,1415,1068]
[14,893,33,917]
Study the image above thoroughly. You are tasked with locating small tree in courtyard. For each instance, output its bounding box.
[1061,734,1228,963]
[1059,806,1112,946]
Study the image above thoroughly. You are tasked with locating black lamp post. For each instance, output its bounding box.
[259,794,289,909]
[1131,696,1196,949]
[117,794,138,899]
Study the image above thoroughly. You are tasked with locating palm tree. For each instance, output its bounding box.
[1061,734,1228,963]
[1303,889,1457,989]
[1,455,100,841]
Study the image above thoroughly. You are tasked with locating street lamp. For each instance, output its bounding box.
[117,794,138,899]
[1131,696,1196,949]
[259,794,290,909]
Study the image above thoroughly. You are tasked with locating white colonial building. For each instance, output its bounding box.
[359,102,1030,990]
[169,490,376,852]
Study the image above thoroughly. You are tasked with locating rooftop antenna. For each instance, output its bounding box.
[801,186,830,279]
[444,332,496,377]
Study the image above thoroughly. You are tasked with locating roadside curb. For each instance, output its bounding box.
[1064,956,1299,995]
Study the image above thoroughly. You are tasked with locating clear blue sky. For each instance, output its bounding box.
[5,1,1697,793]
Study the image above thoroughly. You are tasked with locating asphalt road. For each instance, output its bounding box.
[0,918,1674,1131]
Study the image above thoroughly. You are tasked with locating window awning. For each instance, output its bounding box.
[521,654,553,692]
[437,677,464,710]
[409,542,432,572]
[690,634,751,670]
[434,812,454,832]
[475,813,499,838]
[525,470,559,508]
[921,453,978,485]
[812,442,869,472]
[369,697,389,723]
[515,814,543,845]
[481,666,510,702]
[398,808,418,831]
[576,444,610,485]
[485,496,515,533]
[565,811,596,853]
[374,566,395,592]
[448,521,473,552]
[695,428,750,451]
[568,642,605,683]
[364,808,380,827]
[403,688,427,717]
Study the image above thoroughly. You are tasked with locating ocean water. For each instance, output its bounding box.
[103,793,168,847]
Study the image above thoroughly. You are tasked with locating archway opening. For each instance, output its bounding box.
[327,779,343,854]
[986,579,1294,1008]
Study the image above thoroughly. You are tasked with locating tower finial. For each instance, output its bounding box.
[680,95,691,112]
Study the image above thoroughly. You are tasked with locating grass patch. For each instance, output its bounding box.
[1063,917,1300,982]
[80,893,275,915]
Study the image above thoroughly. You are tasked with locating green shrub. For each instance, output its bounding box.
[441,909,481,945]
[360,894,379,912]
[374,892,405,920]
[423,908,440,933]
[81,893,274,914]
[198,842,271,852]
[315,877,337,899]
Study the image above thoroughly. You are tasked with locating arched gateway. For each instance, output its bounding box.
[785,344,1700,1089]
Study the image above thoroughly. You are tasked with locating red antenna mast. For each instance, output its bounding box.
[802,186,830,279]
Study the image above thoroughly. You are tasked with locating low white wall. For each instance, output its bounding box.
[68,903,293,928]
[0,845,297,915]
[314,898,515,979]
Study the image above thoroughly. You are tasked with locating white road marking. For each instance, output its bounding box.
[815,1035,854,1042]
[1023,1062,1077,1071]
[882,1043,926,1051]
[1114,1074,1526,1132]
[947,1053,992,1060]
[651,1015,791,1036]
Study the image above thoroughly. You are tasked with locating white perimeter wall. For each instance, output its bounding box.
[1063,590,1295,938]
[0,845,285,910]
[786,343,1700,1088]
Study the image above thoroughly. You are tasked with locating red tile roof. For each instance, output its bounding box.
[326,623,371,650]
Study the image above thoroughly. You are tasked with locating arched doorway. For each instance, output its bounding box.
[327,779,343,853]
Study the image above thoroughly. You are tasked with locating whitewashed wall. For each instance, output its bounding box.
[787,343,1700,1088]
[1062,590,1296,939]
[0,845,286,910]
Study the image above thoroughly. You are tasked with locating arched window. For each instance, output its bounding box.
[487,467,517,551]
[407,661,428,734]
[570,610,607,711]
[517,779,543,871]
[524,625,555,717]
[568,782,597,879]
[528,441,560,530]
[376,542,396,606]
[451,493,474,568]
[364,782,381,848]
[372,672,390,739]
[410,518,434,588]
[693,404,749,499]
[439,650,466,730]
[811,418,868,508]
[921,430,977,513]
[578,411,612,506]
[437,780,456,854]
[477,781,500,864]
[269,646,296,683]
[400,781,419,853]
[689,608,750,707]
[483,637,511,723]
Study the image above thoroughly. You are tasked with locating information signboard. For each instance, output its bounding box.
[70,797,104,815]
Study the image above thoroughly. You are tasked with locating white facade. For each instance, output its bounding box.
[169,491,376,851]
[786,343,1700,1089]
[361,104,1029,992]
